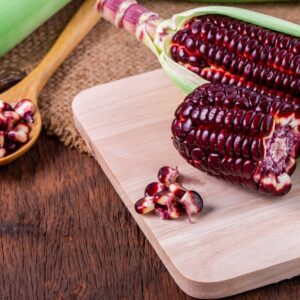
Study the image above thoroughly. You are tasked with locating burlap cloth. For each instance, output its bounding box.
[0,0,299,154]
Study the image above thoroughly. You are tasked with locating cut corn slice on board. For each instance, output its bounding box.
[72,69,300,299]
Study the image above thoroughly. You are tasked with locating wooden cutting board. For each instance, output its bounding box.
[72,69,300,299]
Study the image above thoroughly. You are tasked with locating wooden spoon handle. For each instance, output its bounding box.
[25,0,100,99]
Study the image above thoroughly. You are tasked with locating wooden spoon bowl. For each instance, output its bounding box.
[0,0,100,166]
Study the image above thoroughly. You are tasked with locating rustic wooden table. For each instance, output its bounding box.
[1,131,299,300]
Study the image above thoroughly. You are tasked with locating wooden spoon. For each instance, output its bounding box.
[0,0,100,166]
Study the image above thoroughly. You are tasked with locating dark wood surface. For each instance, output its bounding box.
[1,132,300,300]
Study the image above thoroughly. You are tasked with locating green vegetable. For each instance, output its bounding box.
[0,0,71,57]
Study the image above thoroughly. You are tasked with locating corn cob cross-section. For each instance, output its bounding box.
[172,84,300,196]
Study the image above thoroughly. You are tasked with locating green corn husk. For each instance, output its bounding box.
[0,0,72,57]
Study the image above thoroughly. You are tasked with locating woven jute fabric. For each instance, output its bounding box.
[0,0,299,154]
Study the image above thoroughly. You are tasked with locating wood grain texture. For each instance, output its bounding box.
[0,133,300,300]
[73,69,300,299]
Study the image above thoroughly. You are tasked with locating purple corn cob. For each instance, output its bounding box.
[172,83,300,196]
